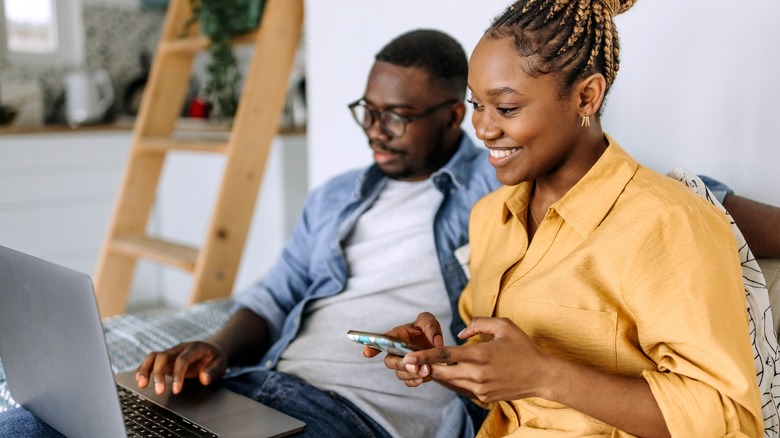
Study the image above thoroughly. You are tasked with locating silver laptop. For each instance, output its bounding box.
[0,245,305,437]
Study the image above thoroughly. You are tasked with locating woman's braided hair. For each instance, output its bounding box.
[487,0,637,104]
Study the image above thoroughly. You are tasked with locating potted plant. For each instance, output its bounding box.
[187,0,265,118]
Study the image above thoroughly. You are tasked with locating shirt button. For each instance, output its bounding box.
[264,360,273,368]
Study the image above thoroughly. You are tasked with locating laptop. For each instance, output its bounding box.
[0,245,305,437]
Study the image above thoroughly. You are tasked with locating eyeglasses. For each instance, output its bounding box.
[347,98,458,139]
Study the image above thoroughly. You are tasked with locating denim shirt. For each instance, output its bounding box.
[698,175,733,204]
[233,132,499,370]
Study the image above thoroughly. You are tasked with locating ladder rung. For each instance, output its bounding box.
[160,35,210,54]
[138,137,229,153]
[111,234,199,272]
[159,30,260,55]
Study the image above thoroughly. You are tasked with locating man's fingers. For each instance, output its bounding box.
[200,352,227,386]
[135,353,157,388]
[150,351,176,394]
[171,354,196,395]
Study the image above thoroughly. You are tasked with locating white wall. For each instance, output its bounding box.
[306,0,780,205]
[606,0,780,204]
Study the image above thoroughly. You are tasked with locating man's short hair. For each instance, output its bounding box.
[375,29,468,99]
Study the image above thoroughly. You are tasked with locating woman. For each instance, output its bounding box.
[367,1,763,436]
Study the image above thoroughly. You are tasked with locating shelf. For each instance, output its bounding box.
[0,117,305,137]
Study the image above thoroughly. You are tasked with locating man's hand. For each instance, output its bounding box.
[135,341,228,395]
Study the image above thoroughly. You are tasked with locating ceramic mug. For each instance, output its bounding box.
[64,69,115,127]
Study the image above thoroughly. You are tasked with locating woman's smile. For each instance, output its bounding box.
[487,147,522,167]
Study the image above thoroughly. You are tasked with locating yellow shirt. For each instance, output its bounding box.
[460,137,763,437]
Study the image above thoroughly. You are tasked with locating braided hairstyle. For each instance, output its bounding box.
[376,29,469,99]
[487,0,637,109]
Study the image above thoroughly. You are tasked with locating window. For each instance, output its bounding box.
[0,0,84,66]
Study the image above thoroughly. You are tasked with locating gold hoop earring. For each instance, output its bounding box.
[580,115,591,128]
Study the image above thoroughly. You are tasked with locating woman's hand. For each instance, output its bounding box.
[372,315,670,436]
[362,312,446,387]
[401,316,555,403]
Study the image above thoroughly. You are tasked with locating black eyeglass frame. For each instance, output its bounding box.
[347,98,459,138]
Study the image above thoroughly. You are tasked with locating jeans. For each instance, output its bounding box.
[0,369,391,438]
[0,408,63,438]
[222,369,391,438]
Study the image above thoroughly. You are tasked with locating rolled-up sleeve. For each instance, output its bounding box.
[625,203,763,436]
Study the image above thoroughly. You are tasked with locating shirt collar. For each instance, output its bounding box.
[430,132,482,191]
[501,134,639,238]
[353,130,482,198]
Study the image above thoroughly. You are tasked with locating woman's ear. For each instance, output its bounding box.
[576,73,607,117]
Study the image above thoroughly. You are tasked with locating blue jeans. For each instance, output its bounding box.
[0,408,63,438]
[0,369,391,438]
[222,369,391,438]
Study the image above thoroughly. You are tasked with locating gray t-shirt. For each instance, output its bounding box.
[276,178,459,437]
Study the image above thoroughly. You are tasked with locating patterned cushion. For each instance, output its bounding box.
[0,298,233,412]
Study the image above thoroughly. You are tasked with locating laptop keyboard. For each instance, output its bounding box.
[117,385,219,438]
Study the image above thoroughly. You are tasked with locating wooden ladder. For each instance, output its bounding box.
[93,0,303,318]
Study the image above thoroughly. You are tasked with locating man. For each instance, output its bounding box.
[133,29,499,438]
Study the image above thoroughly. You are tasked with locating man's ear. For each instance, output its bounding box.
[449,100,467,129]
[576,73,607,117]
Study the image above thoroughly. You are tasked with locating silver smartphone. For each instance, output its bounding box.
[346,330,424,356]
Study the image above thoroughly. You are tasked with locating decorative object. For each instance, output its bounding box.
[187,0,265,118]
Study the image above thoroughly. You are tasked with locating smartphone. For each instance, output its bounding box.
[347,330,424,357]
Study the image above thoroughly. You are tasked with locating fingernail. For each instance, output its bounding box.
[155,382,164,394]
[420,365,430,376]
[457,328,466,337]
[403,355,418,365]
[405,364,418,373]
